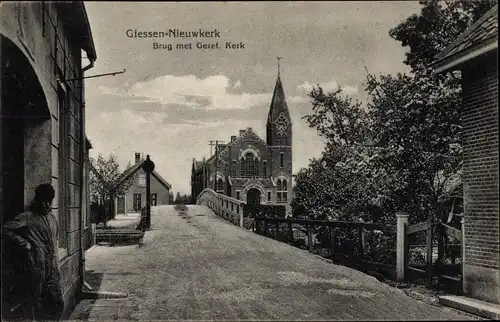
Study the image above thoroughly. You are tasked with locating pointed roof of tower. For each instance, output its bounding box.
[267,58,291,123]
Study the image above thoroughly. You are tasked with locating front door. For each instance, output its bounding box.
[246,188,261,205]
[151,193,158,206]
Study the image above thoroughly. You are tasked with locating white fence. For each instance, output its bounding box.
[196,188,246,227]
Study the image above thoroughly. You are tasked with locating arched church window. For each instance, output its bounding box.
[262,161,267,177]
[242,152,258,177]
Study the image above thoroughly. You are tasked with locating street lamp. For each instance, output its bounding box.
[142,155,155,229]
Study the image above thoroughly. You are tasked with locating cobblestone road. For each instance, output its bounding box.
[69,205,472,321]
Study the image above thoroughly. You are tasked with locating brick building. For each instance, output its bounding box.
[191,69,293,213]
[115,153,172,214]
[1,1,97,316]
[433,4,499,305]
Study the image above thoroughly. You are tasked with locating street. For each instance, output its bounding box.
[70,205,472,321]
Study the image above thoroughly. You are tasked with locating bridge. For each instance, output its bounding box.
[70,196,471,320]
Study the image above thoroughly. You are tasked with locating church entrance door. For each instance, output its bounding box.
[246,188,261,205]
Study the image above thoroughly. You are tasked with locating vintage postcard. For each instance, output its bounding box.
[1,1,498,321]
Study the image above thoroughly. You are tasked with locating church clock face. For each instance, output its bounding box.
[276,120,287,136]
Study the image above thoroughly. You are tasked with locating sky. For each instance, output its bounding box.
[83,1,421,195]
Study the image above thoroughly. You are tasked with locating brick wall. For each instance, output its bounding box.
[461,54,499,270]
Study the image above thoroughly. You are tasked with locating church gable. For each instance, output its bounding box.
[217,128,268,161]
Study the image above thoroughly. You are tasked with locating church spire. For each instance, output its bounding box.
[277,56,281,77]
[267,57,291,124]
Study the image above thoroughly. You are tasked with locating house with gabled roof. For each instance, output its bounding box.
[114,153,172,215]
[432,4,499,307]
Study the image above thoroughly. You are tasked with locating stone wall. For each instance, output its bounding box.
[1,2,90,316]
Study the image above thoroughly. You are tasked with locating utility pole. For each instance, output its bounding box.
[209,140,216,156]
[214,140,218,191]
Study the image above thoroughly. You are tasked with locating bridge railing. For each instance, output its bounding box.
[196,188,246,227]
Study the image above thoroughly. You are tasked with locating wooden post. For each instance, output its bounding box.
[358,226,365,261]
[330,226,336,258]
[396,212,409,281]
[307,224,313,253]
[114,196,118,217]
[460,218,465,295]
[124,194,127,216]
[437,222,445,284]
[426,215,433,288]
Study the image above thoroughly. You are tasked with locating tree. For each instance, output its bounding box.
[292,0,494,224]
[292,86,380,222]
[363,0,494,221]
[89,154,133,225]
[174,192,182,204]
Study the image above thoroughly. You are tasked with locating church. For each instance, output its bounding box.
[191,64,293,213]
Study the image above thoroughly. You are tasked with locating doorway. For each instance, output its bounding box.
[246,188,261,205]
[1,34,51,314]
[1,35,51,225]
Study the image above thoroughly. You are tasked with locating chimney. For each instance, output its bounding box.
[231,136,237,142]
[135,153,141,164]
[239,130,245,136]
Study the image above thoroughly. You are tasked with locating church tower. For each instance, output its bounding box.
[266,58,293,210]
[266,57,292,146]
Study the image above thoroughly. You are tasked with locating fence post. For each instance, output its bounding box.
[91,223,96,247]
[396,212,409,281]
[288,220,293,244]
[307,224,313,253]
[330,226,336,259]
[426,215,434,288]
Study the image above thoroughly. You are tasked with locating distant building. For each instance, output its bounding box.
[191,67,293,213]
[115,153,172,214]
[1,1,97,316]
[433,4,498,305]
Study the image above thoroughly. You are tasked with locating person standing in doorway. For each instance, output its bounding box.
[2,183,64,321]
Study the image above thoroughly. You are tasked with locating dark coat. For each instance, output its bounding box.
[2,209,64,321]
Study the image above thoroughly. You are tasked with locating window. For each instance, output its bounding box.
[241,152,258,177]
[277,179,287,203]
[151,193,157,206]
[138,173,146,187]
[133,193,142,211]
[232,160,237,176]
[280,153,284,168]
[236,191,240,200]
[268,191,271,202]
[216,178,224,193]
[263,161,267,177]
